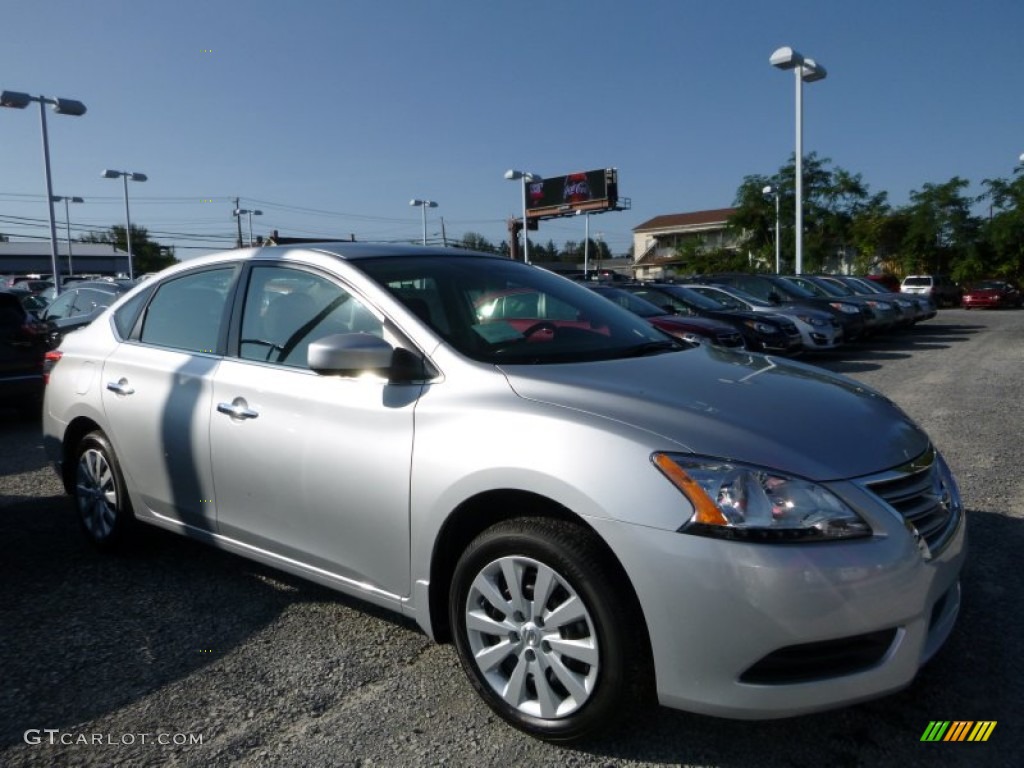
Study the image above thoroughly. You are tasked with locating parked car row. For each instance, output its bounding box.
[573,272,941,356]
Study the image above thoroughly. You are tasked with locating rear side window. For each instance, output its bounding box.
[139,269,235,353]
[112,286,155,339]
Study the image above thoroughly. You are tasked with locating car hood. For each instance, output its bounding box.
[651,314,735,333]
[499,345,927,482]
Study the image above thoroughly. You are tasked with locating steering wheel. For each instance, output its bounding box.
[520,321,558,339]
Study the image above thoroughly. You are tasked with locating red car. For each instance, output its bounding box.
[962,280,1023,310]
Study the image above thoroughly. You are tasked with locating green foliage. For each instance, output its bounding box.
[727,155,1024,283]
[82,225,177,273]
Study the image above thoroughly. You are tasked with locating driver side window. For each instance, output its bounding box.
[239,266,381,368]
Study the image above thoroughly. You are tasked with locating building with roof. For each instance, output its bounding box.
[631,207,743,279]
[0,241,130,278]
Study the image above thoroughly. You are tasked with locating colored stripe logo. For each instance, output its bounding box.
[921,721,996,742]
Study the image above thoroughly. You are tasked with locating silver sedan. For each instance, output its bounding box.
[42,244,964,742]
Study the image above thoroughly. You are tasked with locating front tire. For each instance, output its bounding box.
[74,430,134,551]
[449,517,650,742]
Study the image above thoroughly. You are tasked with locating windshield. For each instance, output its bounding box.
[783,276,838,298]
[354,255,677,364]
[650,284,727,311]
[686,285,753,310]
[587,285,668,318]
[903,276,931,287]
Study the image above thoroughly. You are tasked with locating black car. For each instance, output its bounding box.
[622,283,803,354]
[0,290,49,411]
[695,273,868,342]
[37,280,133,349]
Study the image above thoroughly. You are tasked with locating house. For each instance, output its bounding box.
[631,208,741,279]
[0,240,130,278]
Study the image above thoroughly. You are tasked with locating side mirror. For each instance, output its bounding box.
[308,333,430,383]
[660,303,679,315]
[767,292,782,305]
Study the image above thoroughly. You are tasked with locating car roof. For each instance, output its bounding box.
[152,242,508,280]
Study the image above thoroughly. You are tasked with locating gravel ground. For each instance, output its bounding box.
[1,308,1021,767]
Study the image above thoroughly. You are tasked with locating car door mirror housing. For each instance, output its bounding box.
[308,333,430,382]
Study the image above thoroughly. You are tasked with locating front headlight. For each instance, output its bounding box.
[653,453,871,542]
[796,313,827,327]
[744,320,777,334]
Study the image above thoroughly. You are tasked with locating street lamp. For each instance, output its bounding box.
[52,195,84,276]
[762,185,781,274]
[504,169,542,264]
[409,199,438,246]
[234,208,263,247]
[576,209,591,276]
[770,46,827,276]
[1,90,87,295]
[102,169,147,280]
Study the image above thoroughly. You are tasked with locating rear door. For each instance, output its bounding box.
[101,267,236,531]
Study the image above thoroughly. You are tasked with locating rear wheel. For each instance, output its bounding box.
[74,431,134,551]
[449,517,650,742]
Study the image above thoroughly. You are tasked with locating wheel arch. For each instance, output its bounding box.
[60,416,104,494]
[427,489,650,657]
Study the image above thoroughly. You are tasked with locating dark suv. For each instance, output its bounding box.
[0,290,49,411]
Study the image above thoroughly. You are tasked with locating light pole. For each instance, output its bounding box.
[52,195,84,276]
[409,199,438,246]
[102,169,147,280]
[234,208,263,247]
[770,46,827,276]
[1,90,87,295]
[504,169,541,264]
[576,209,591,276]
[762,184,781,274]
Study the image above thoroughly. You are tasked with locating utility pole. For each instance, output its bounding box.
[234,197,243,248]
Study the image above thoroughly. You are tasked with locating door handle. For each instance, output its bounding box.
[217,399,259,420]
[106,379,135,395]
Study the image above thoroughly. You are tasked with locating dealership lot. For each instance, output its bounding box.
[1,308,1020,767]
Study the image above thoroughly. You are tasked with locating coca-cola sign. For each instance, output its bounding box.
[524,168,618,218]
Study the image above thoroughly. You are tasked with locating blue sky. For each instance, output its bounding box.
[1,0,1022,259]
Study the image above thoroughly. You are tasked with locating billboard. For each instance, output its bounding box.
[525,168,618,220]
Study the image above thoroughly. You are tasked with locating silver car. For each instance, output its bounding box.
[42,244,965,742]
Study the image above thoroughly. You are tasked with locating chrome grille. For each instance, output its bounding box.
[862,447,961,558]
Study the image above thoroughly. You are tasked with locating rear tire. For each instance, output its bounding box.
[449,517,651,743]
[73,431,134,551]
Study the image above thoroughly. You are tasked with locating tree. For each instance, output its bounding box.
[978,170,1024,280]
[82,225,176,274]
[898,178,981,279]
[459,232,497,253]
[730,154,874,272]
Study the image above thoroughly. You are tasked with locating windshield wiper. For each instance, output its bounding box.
[623,340,687,357]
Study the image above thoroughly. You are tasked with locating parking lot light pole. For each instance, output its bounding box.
[1,90,87,295]
[52,195,84,276]
[409,199,438,246]
[102,169,147,280]
[770,47,827,276]
[234,208,263,247]
[504,169,541,264]
[762,185,781,273]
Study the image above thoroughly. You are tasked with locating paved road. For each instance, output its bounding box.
[1,309,1021,767]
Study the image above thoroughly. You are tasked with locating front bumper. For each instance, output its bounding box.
[587,485,966,719]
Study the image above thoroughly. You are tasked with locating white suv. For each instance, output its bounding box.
[901,275,962,307]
